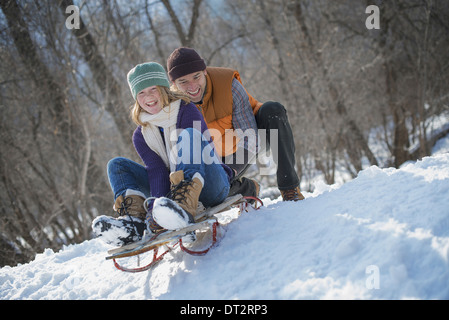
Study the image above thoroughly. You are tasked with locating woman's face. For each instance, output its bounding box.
[137,86,163,114]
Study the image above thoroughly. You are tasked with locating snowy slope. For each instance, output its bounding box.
[1,145,449,300]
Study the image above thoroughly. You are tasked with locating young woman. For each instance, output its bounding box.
[92,62,232,246]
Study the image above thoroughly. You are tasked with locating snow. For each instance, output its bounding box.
[153,197,193,230]
[1,139,449,300]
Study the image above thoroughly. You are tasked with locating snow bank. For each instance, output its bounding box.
[1,152,449,300]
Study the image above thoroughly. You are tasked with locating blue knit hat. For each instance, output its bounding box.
[127,62,170,99]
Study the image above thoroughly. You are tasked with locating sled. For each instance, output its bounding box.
[106,194,263,273]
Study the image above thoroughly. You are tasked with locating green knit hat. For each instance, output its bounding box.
[127,62,170,99]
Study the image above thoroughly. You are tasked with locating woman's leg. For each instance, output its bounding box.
[93,158,150,246]
[175,128,230,208]
[107,157,151,200]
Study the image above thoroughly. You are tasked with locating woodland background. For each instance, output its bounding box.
[1,0,448,267]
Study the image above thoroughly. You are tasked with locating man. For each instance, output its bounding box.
[166,47,304,201]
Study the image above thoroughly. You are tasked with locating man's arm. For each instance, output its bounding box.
[226,78,259,176]
[231,78,258,153]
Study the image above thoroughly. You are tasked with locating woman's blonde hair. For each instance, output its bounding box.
[130,86,191,127]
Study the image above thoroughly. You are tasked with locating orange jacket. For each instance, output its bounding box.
[197,67,262,156]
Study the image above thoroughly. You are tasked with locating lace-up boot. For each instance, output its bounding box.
[113,194,147,220]
[92,191,147,246]
[168,170,204,221]
[280,186,305,201]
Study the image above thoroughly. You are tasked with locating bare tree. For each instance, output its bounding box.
[160,0,203,47]
[58,0,135,147]
[1,0,448,267]
[0,0,109,266]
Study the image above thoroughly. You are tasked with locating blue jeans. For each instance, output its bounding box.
[107,128,230,208]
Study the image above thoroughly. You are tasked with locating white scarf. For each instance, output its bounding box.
[139,99,181,172]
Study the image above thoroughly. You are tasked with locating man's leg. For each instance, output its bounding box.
[255,101,300,191]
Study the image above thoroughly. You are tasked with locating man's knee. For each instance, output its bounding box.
[259,101,287,118]
[257,101,287,120]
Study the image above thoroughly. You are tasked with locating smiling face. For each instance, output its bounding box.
[173,70,207,103]
[136,86,163,114]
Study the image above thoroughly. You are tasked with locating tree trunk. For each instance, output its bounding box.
[58,0,134,146]
[290,1,378,170]
[160,0,203,47]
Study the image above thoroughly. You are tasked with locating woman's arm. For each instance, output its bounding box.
[133,127,170,197]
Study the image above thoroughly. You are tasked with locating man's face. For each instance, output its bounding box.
[173,70,207,103]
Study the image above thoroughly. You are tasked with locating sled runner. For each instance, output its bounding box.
[105,194,263,273]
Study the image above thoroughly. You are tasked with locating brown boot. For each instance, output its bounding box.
[280,186,305,201]
[168,170,204,220]
[113,193,147,220]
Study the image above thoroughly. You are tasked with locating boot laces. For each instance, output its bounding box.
[167,179,192,204]
[117,196,133,217]
[281,188,301,201]
[117,196,141,237]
